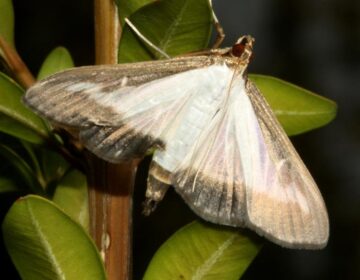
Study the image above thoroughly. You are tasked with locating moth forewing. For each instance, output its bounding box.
[24,55,235,135]
[244,81,329,249]
[24,56,221,162]
[23,35,329,249]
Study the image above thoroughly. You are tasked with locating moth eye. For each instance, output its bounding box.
[231,43,246,57]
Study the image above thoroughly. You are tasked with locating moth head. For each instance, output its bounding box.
[231,35,255,65]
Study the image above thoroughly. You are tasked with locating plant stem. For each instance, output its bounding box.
[94,0,121,65]
[87,156,136,280]
[0,36,35,88]
[92,1,135,280]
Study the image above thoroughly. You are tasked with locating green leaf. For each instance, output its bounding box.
[115,0,157,25]
[0,177,19,193]
[40,149,69,185]
[0,113,46,144]
[144,221,262,280]
[0,144,44,194]
[53,169,89,231]
[0,0,15,48]
[0,72,50,143]
[2,195,106,280]
[21,141,46,187]
[37,47,74,80]
[249,74,337,136]
[118,0,212,63]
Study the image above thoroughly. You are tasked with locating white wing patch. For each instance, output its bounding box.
[151,67,234,172]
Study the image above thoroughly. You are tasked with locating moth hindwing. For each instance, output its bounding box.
[24,35,329,249]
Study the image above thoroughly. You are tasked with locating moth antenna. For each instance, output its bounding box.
[124,18,170,59]
[208,0,225,49]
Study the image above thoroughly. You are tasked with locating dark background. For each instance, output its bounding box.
[1,0,359,279]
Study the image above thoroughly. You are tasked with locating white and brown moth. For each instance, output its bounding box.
[24,36,329,249]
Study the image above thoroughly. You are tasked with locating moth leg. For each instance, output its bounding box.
[124,18,170,59]
[208,0,225,48]
[143,162,171,215]
[143,176,170,215]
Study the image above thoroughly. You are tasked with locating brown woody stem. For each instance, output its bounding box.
[87,156,136,280]
[92,1,135,280]
[0,36,35,88]
[94,0,121,65]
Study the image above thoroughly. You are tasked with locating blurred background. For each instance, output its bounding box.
[2,0,359,279]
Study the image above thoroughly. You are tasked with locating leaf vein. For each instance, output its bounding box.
[192,234,237,280]
[159,0,189,54]
[27,202,66,280]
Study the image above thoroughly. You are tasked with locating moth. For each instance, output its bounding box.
[24,35,329,249]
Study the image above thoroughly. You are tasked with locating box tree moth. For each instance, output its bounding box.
[24,35,329,249]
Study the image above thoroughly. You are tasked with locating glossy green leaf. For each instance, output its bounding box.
[40,149,69,185]
[0,177,19,193]
[250,74,337,136]
[115,0,156,25]
[0,113,46,144]
[21,141,46,187]
[0,144,44,194]
[53,169,89,231]
[0,0,15,48]
[118,0,212,63]
[0,72,50,143]
[37,47,74,80]
[2,195,106,280]
[144,221,262,280]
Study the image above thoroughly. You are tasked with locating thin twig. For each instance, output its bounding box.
[0,36,35,88]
